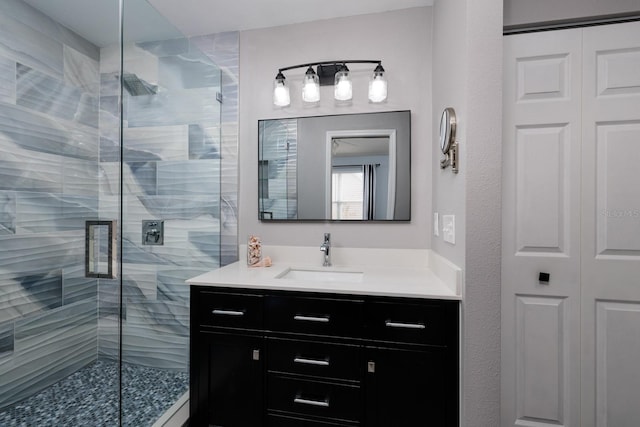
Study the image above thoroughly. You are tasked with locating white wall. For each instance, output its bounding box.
[505,0,640,27]
[432,0,503,425]
[239,7,432,249]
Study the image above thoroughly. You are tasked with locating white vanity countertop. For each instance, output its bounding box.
[187,246,462,300]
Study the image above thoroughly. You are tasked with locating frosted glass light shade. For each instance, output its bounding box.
[368,64,387,103]
[334,68,352,101]
[273,73,290,107]
[302,67,320,103]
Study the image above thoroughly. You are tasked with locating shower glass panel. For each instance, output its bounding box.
[118,0,222,425]
[0,0,223,425]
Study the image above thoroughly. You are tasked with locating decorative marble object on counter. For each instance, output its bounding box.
[246,235,262,266]
[187,245,462,300]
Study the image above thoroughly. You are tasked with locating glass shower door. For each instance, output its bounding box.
[119,1,223,425]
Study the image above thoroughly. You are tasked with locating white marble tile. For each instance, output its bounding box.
[64,45,99,94]
[0,56,16,104]
[123,264,158,300]
[15,193,98,233]
[0,0,99,61]
[17,64,99,129]
[0,270,62,324]
[0,102,99,161]
[0,191,16,235]
[0,134,64,193]
[157,159,220,196]
[0,12,63,79]
[62,158,100,196]
[124,125,189,161]
[0,299,97,408]
[127,87,220,127]
[63,264,97,305]
[0,231,84,277]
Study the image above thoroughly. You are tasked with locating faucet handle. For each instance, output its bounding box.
[324,233,331,243]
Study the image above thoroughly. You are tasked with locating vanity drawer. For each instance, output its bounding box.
[366,300,455,345]
[267,338,361,381]
[267,375,362,422]
[197,290,263,330]
[266,295,364,338]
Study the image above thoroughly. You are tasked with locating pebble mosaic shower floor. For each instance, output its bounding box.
[0,360,188,427]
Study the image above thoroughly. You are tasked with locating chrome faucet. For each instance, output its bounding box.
[320,233,331,267]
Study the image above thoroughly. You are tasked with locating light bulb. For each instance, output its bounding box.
[273,72,290,107]
[368,64,387,103]
[334,65,352,101]
[302,67,320,103]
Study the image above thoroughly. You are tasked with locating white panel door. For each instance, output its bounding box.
[502,29,582,427]
[581,21,640,427]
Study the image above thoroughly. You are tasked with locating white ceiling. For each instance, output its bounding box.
[149,0,434,36]
[21,0,433,47]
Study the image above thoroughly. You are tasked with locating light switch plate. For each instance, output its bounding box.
[443,215,455,244]
[433,212,439,236]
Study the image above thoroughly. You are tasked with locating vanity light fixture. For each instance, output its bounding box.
[272,60,387,106]
[273,71,290,107]
[334,64,352,101]
[368,64,387,103]
[302,66,320,103]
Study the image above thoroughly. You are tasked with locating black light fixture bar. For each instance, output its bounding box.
[278,60,382,73]
[273,60,387,106]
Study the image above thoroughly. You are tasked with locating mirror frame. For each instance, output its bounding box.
[439,107,456,154]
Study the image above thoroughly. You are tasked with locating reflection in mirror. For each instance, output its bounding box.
[258,111,410,221]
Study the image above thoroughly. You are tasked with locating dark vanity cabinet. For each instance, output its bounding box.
[190,286,459,427]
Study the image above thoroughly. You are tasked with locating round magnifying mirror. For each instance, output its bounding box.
[439,107,456,154]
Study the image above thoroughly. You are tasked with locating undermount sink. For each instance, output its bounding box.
[276,268,364,283]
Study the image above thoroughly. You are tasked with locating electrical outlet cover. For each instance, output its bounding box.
[443,215,455,244]
[433,212,439,236]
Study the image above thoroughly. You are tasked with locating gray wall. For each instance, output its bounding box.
[505,0,640,27]
[239,8,431,249]
[433,0,503,425]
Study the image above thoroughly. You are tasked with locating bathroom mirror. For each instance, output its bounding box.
[258,110,411,221]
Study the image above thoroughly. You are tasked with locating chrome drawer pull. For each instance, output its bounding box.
[294,315,330,323]
[294,397,329,408]
[294,357,330,366]
[385,320,426,329]
[212,309,245,316]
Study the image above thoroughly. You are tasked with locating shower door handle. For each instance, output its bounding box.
[85,220,117,279]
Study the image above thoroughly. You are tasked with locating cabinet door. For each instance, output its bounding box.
[365,346,456,427]
[198,331,264,427]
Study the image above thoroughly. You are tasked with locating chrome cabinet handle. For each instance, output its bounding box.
[294,315,330,323]
[385,320,426,329]
[294,397,329,407]
[294,357,330,366]
[212,309,245,316]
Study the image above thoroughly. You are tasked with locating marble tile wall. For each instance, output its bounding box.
[0,0,100,410]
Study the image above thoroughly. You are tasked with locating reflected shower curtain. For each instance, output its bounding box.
[363,164,377,220]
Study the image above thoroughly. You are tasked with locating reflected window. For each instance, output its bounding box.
[332,166,363,220]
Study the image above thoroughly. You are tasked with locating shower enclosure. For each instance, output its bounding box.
[0,0,236,425]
